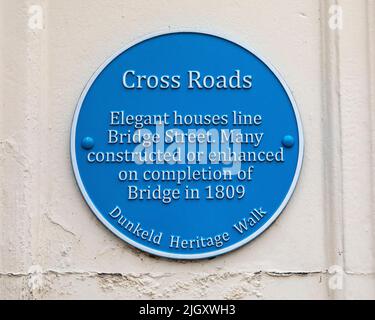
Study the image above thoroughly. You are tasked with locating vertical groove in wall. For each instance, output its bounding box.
[366,0,375,267]
[319,0,345,299]
[0,1,4,299]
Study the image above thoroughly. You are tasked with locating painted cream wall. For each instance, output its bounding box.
[0,0,374,299]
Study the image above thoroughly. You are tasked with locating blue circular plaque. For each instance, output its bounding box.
[71,32,303,259]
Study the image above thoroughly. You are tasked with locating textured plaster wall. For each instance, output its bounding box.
[0,0,374,299]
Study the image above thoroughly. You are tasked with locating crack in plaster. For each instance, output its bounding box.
[1,269,374,278]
